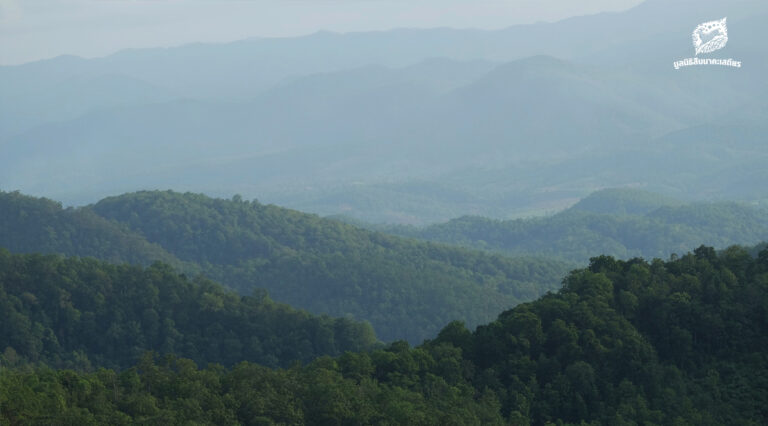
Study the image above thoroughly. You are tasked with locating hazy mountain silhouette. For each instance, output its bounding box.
[2,0,767,222]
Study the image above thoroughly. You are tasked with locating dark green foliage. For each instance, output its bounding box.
[0,191,184,268]
[749,242,768,257]
[443,244,768,424]
[0,249,376,370]
[0,351,506,426]
[390,197,768,263]
[87,190,571,343]
[2,245,766,424]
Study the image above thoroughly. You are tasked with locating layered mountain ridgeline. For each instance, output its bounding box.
[380,189,768,263]
[87,190,572,343]
[4,2,768,223]
[0,249,376,370]
[0,190,571,343]
[3,245,766,425]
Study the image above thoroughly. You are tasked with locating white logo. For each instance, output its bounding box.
[692,18,728,55]
[673,17,741,70]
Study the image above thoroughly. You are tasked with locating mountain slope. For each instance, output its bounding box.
[0,249,377,369]
[569,188,682,216]
[88,190,572,343]
[386,191,768,262]
[0,191,184,268]
[436,244,768,424]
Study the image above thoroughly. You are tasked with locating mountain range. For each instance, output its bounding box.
[2,0,768,223]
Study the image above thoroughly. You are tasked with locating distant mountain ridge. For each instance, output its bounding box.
[377,189,768,262]
[569,188,682,215]
[2,0,767,223]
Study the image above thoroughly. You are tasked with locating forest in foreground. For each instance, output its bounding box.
[1,245,766,424]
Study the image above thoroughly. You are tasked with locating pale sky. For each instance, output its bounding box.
[0,0,644,66]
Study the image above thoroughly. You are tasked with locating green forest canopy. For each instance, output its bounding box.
[2,245,766,425]
[0,249,376,370]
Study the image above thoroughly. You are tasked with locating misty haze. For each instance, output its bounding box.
[1,0,766,424]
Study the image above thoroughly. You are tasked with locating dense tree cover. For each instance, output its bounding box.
[384,195,768,263]
[0,191,187,269]
[0,249,376,370]
[0,350,505,426]
[2,245,766,425]
[445,244,768,424]
[87,190,572,343]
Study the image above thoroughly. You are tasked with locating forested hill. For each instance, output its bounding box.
[0,189,572,344]
[88,190,572,343]
[0,249,376,370]
[0,191,185,268]
[383,190,768,263]
[3,245,766,424]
